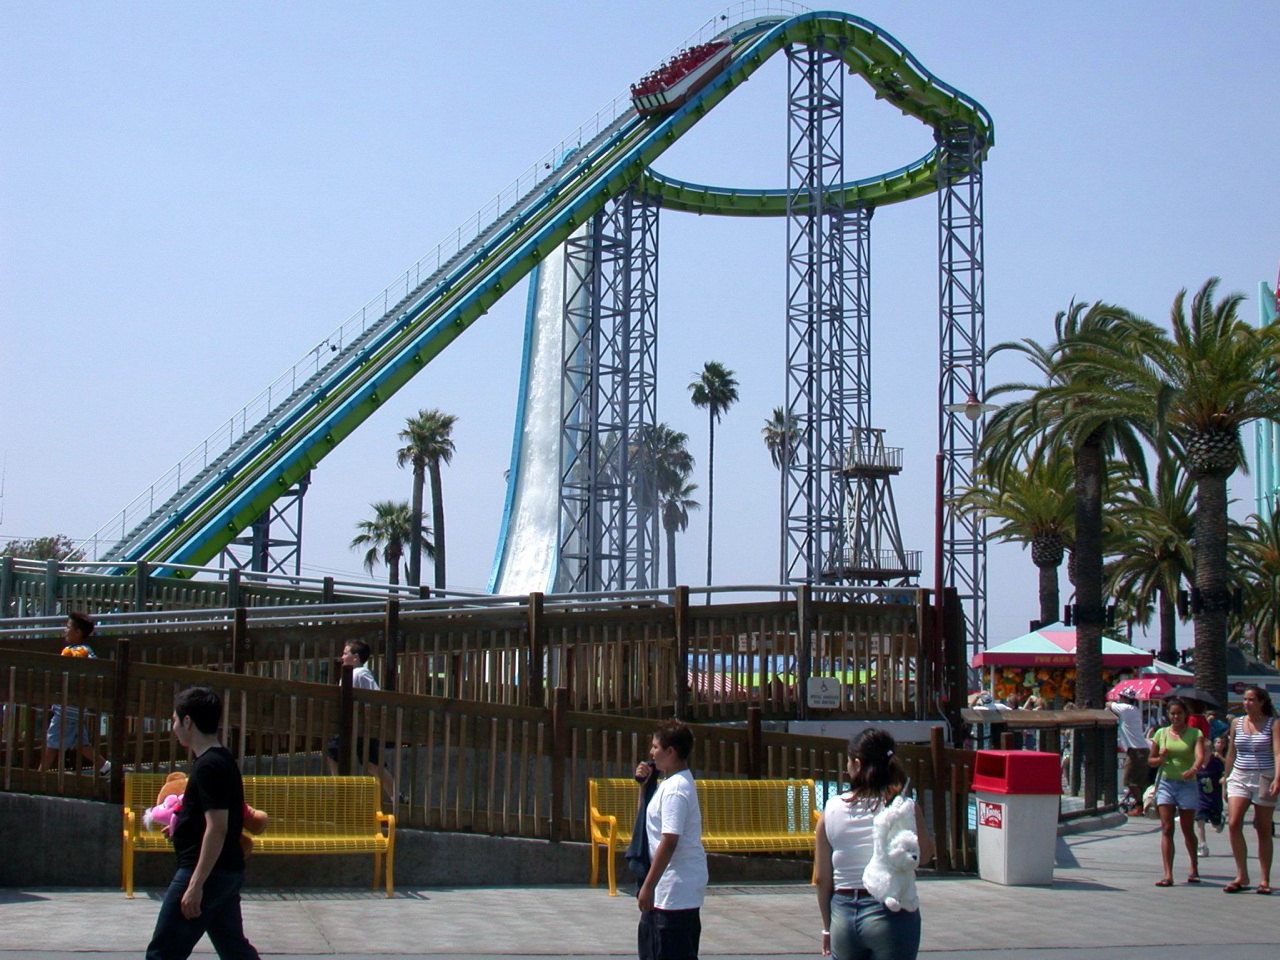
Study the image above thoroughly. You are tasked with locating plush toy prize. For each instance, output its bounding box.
[862,794,921,912]
[143,772,270,856]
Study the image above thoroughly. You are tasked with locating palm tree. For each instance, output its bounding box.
[689,361,739,588]
[985,301,1159,707]
[958,451,1074,629]
[1068,280,1280,705]
[661,478,701,588]
[1104,455,1194,665]
[762,407,798,470]
[1238,511,1280,664]
[397,409,457,590]
[630,423,695,588]
[350,500,431,586]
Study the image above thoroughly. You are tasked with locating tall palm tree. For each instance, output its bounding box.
[350,500,431,586]
[689,361,739,588]
[397,409,457,590]
[661,478,701,589]
[1069,280,1280,705]
[762,406,798,470]
[985,302,1159,707]
[958,451,1074,629]
[1238,511,1280,664]
[1104,455,1194,665]
[629,423,695,588]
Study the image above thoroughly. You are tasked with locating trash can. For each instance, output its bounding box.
[972,750,1061,885]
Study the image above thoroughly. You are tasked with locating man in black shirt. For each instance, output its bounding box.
[145,686,260,960]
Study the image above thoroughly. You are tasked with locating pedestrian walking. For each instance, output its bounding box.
[325,640,396,803]
[815,729,935,960]
[636,719,707,960]
[1194,735,1227,857]
[1108,688,1150,815]
[1222,685,1280,895]
[38,612,111,776]
[1148,697,1206,886]
[145,686,260,960]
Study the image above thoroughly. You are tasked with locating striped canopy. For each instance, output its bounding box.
[972,622,1154,668]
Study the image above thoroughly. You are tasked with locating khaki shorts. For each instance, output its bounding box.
[1225,769,1278,807]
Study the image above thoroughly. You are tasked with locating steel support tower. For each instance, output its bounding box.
[557,188,660,592]
[937,120,988,657]
[220,471,310,577]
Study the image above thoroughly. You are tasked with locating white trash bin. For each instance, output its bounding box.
[972,750,1061,885]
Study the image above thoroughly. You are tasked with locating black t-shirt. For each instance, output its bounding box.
[171,745,245,872]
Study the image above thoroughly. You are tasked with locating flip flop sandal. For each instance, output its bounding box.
[1155,879,1174,887]
[1223,881,1251,893]
[1256,885,1273,895]
[1187,875,1201,883]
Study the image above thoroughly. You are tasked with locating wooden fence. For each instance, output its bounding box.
[0,587,959,724]
[1,645,976,872]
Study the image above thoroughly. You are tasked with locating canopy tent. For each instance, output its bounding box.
[1106,676,1174,702]
[972,623,1155,668]
[1138,661,1193,679]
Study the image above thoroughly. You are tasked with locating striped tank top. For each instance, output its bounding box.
[1233,716,1276,771]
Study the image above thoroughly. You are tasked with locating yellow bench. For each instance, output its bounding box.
[588,777,819,896]
[122,774,395,898]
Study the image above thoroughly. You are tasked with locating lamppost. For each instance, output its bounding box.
[934,371,997,700]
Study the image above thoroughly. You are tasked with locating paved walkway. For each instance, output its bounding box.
[2,818,1276,958]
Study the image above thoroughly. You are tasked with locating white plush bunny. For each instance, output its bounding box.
[862,795,920,912]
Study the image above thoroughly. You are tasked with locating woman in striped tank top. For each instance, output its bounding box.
[1222,685,1280,894]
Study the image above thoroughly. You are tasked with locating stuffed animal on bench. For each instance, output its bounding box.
[862,794,921,912]
[143,772,270,856]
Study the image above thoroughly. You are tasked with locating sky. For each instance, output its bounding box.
[2,1,1278,652]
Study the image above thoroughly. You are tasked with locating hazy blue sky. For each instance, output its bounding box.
[2,1,1277,650]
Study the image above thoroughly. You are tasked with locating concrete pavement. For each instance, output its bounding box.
[1,817,1275,958]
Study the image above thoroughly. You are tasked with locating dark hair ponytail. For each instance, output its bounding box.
[846,728,906,804]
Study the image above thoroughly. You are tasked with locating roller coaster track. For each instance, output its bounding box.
[88,6,992,574]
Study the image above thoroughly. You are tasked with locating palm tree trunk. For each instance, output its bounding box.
[408,461,425,587]
[1193,472,1231,706]
[388,547,402,586]
[1157,589,1178,665]
[706,413,715,590]
[666,524,677,589]
[430,461,446,590]
[1074,436,1105,707]
[1037,562,1060,628]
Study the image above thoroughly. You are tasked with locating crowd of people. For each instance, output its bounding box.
[630,41,729,99]
[1111,684,1280,894]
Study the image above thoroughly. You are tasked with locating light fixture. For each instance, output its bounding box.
[944,392,999,422]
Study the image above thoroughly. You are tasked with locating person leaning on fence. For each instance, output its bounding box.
[815,728,936,960]
[39,612,111,776]
[1148,696,1206,887]
[325,640,396,802]
[1222,684,1280,895]
[145,686,261,960]
[635,719,707,960]
[1108,688,1150,815]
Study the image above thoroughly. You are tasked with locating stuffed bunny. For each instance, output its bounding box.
[862,794,921,912]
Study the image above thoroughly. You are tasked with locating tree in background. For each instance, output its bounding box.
[661,478,701,589]
[688,361,738,589]
[1238,510,1280,665]
[958,451,1074,630]
[0,535,83,562]
[350,500,431,586]
[397,409,457,590]
[762,406,798,470]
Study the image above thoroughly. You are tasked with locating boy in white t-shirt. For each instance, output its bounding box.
[635,719,708,960]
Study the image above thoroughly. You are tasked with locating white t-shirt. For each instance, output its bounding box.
[1109,701,1147,750]
[823,793,880,889]
[350,664,379,690]
[645,769,707,910]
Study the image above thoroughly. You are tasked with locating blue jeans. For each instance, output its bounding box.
[145,867,260,960]
[829,891,921,960]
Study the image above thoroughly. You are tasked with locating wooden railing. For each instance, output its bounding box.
[1,647,976,870]
[0,587,952,723]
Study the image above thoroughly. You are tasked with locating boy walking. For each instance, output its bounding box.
[146,686,260,960]
[636,719,707,960]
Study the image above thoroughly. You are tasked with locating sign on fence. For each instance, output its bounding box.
[806,677,842,710]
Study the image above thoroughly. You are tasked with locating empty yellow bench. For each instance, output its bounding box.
[122,774,395,898]
[588,777,819,896]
